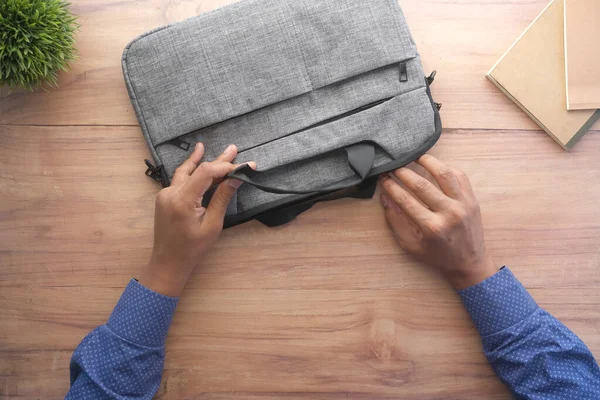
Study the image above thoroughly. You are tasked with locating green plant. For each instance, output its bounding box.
[0,0,78,90]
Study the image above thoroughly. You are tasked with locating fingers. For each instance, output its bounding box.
[214,144,237,163]
[380,194,422,254]
[379,175,435,225]
[416,154,463,199]
[392,167,451,211]
[209,144,240,186]
[185,161,239,198]
[203,178,242,228]
[184,145,238,196]
[172,144,237,188]
[171,143,205,186]
[449,167,475,197]
[202,161,256,229]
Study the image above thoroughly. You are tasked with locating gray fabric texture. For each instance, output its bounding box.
[122,0,439,220]
[156,57,425,165]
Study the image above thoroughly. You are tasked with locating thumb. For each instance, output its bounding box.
[203,178,243,228]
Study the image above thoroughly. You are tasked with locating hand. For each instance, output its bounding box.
[139,143,253,297]
[379,154,497,290]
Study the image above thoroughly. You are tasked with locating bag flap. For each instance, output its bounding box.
[122,0,417,146]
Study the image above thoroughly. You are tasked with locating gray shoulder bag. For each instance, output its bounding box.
[122,0,442,228]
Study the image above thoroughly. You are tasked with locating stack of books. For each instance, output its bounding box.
[487,0,600,149]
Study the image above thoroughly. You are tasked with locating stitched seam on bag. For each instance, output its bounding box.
[122,26,174,169]
[123,59,152,151]
[288,0,314,91]
[126,5,315,152]
[120,0,257,168]
[124,0,254,53]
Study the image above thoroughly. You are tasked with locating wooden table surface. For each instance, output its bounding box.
[1,0,599,399]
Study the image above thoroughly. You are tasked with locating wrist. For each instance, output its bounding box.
[138,257,193,297]
[447,253,498,290]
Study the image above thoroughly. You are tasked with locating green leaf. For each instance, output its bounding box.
[0,0,78,90]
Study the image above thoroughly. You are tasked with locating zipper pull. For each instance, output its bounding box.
[167,137,191,151]
[426,70,437,85]
[144,159,165,184]
[399,61,408,82]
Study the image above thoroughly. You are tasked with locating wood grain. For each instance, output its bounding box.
[1,0,600,399]
[1,125,599,398]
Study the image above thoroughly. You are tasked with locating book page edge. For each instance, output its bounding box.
[565,109,600,149]
[564,0,571,110]
[486,73,569,149]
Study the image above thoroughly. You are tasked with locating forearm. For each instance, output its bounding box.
[459,267,600,399]
[67,279,178,399]
[65,144,245,397]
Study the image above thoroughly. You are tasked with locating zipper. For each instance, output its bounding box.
[144,159,164,183]
[399,61,408,82]
[291,97,393,135]
[162,98,391,152]
[166,137,191,151]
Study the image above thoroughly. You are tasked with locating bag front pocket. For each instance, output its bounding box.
[154,57,427,180]
[233,86,436,212]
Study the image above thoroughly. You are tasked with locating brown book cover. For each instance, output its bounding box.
[487,0,600,149]
[564,0,600,110]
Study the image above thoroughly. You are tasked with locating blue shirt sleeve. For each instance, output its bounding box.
[459,267,600,399]
[66,279,178,399]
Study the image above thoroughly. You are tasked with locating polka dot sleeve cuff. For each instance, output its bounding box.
[458,267,538,337]
[458,267,600,398]
[107,279,179,348]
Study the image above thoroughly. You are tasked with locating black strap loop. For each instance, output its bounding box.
[426,70,437,85]
[227,143,375,195]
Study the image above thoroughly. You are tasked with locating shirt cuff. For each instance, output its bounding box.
[458,267,538,337]
[107,279,179,347]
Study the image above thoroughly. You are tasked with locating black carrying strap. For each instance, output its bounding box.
[254,176,378,227]
[227,143,375,195]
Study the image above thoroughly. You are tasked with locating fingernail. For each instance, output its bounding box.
[225,144,235,154]
[381,194,389,207]
[195,142,203,150]
[228,179,243,189]
[247,161,257,170]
